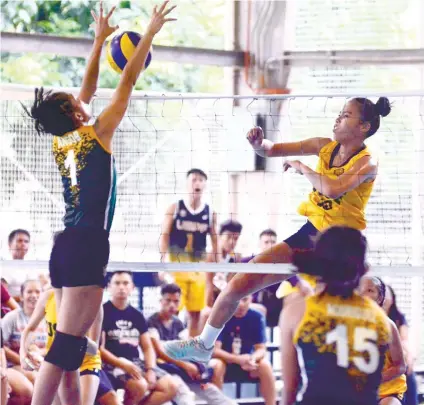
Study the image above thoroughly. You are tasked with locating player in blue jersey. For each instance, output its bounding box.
[21,3,176,405]
[280,227,391,405]
[160,168,218,336]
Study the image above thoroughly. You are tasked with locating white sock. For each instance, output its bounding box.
[199,322,224,349]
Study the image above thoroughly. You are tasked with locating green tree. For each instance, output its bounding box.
[0,0,228,93]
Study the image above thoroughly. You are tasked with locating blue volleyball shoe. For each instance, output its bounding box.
[163,336,214,364]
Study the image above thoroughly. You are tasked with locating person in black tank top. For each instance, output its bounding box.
[21,4,177,405]
[160,168,219,337]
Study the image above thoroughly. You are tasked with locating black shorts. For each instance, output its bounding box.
[240,221,318,264]
[49,227,110,288]
[284,221,319,251]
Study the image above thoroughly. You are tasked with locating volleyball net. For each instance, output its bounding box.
[0,91,423,364]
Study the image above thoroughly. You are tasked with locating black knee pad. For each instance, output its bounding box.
[45,331,88,371]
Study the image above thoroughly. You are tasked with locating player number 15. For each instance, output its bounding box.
[64,149,78,186]
[326,324,380,374]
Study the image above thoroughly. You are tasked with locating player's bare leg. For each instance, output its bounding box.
[31,285,103,405]
[143,375,178,405]
[187,311,202,337]
[52,288,103,405]
[80,375,100,405]
[164,242,293,362]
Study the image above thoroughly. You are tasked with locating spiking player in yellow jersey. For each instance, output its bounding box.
[164,96,392,364]
[280,227,391,405]
[359,277,407,405]
[22,3,176,405]
[20,289,120,405]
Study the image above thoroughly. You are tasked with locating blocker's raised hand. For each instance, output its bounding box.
[147,1,177,36]
[91,1,119,42]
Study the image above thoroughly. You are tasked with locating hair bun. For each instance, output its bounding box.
[375,97,391,117]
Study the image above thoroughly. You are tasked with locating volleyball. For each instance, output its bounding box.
[107,31,152,74]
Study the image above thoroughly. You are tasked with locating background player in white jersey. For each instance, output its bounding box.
[22,3,176,405]
[160,168,218,337]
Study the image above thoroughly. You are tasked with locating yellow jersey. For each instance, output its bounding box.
[293,293,391,404]
[378,332,407,398]
[45,291,102,372]
[298,141,374,231]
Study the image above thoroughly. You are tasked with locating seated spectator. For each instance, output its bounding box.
[1,283,18,317]
[212,295,276,405]
[2,280,46,384]
[148,283,237,405]
[258,229,277,252]
[5,229,31,300]
[205,220,243,307]
[101,271,178,405]
[1,328,11,405]
[203,221,266,324]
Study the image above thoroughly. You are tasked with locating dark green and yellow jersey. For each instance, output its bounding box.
[53,125,116,231]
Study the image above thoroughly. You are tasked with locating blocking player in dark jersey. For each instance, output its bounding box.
[160,168,218,337]
[280,227,391,405]
[21,3,176,405]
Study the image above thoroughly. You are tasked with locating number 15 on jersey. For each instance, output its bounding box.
[326,324,380,374]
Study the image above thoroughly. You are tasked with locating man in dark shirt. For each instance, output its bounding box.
[101,271,178,405]
[213,294,276,405]
[148,283,237,405]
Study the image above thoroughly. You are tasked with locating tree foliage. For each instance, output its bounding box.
[0,0,228,92]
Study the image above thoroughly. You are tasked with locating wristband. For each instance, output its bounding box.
[253,139,274,158]
[287,275,300,287]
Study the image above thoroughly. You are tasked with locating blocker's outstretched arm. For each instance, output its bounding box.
[79,1,118,104]
[94,1,176,148]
